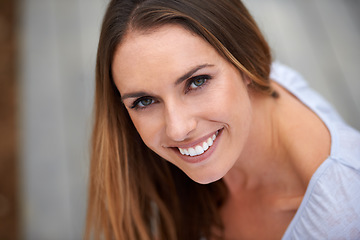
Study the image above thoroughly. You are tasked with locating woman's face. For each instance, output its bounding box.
[112,25,253,184]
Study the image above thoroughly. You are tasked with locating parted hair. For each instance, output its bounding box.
[85,0,273,239]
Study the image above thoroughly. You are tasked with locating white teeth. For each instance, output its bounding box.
[178,131,219,157]
[207,137,213,147]
[188,148,196,157]
[195,146,204,155]
[202,142,209,151]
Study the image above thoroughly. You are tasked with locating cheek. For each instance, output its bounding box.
[229,93,253,130]
[209,83,252,122]
[129,112,164,151]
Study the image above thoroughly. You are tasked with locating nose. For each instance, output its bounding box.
[164,103,197,142]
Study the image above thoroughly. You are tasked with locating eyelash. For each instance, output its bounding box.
[185,75,211,93]
[130,74,212,110]
[130,96,154,110]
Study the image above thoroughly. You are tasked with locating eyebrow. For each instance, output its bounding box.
[175,63,213,85]
[121,91,149,101]
[121,63,213,101]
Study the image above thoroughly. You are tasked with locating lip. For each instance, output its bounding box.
[172,128,223,164]
[172,130,220,148]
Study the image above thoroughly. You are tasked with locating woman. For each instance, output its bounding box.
[85,0,360,239]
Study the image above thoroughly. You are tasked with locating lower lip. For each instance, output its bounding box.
[174,129,223,164]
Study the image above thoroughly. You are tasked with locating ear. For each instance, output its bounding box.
[241,72,252,86]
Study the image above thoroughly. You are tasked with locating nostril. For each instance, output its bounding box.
[166,127,188,142]
[164,105,197,141]
[165,119,197,141]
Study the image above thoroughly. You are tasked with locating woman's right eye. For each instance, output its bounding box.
[131,97,154,109]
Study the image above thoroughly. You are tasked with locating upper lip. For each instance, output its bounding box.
[168,129,221,149]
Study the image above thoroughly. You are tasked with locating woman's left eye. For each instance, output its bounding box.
[130,97,155,109]
[188,75,211,91]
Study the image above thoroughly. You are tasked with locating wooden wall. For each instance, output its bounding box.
[0,0,19,239]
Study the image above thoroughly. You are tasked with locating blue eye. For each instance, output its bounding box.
[139,98,153,107]
[190,78,206,88]
[187,75,211,91]
[131,97,154,109]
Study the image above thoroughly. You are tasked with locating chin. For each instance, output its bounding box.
[188,170,225,185]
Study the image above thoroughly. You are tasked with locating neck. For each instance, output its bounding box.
[223,83,321,200]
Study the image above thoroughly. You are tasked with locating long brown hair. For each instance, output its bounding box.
[85,0,273,239]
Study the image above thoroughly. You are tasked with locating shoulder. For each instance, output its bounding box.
[273,62,360,239]
[282,124,360,239]
[333,123,360,169]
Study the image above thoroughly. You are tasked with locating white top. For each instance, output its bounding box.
[270,63,360,239]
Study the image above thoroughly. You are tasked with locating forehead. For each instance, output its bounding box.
[116,24,206,57]
[111,25,222,92]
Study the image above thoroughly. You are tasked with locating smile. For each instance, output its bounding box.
[178,130,219,157]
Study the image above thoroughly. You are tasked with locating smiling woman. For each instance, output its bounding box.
[112,25,255,184]
[85,0,360,240]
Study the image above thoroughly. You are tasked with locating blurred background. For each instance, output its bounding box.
[0,0,359,239]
